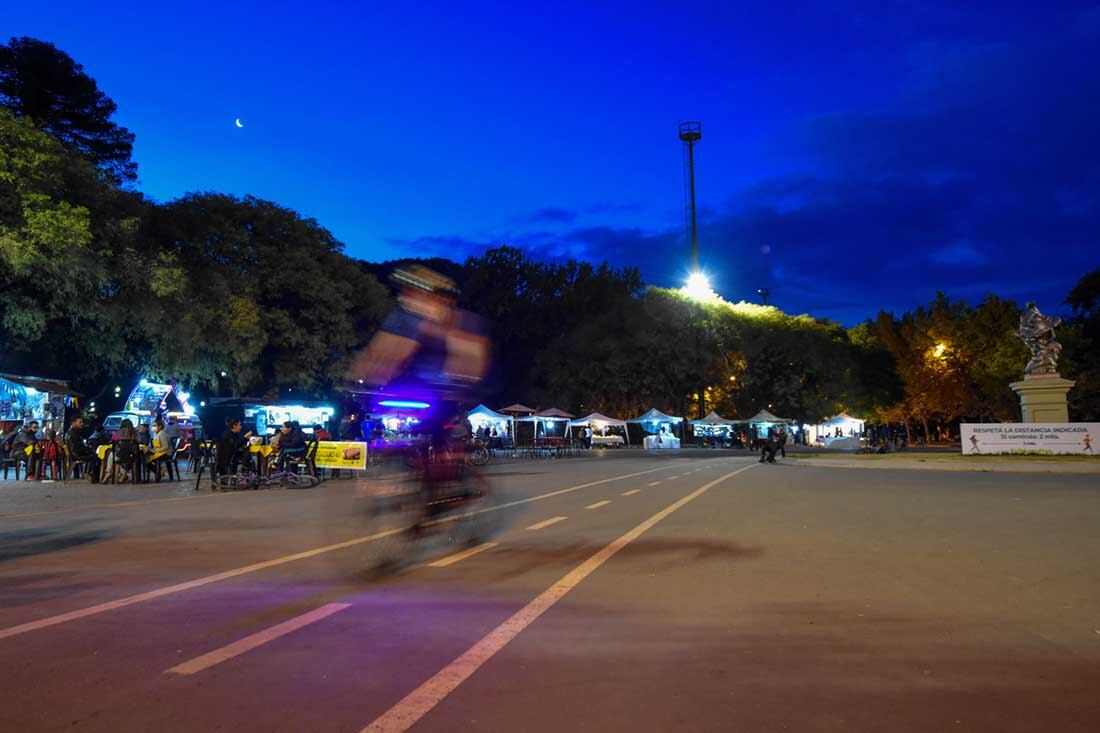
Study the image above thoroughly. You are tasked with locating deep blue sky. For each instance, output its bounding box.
[7,1,1099,322]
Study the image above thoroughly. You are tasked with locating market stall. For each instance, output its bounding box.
[466,404,515,448]
[0,372,80,437]
[628,407,684,450]
[690,411,738,447]
[807,412,866,448]
[570,412,630,447]
[515,408,573,446]
[499,403,536,418]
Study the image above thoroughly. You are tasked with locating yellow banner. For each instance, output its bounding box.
[314,441,368,470]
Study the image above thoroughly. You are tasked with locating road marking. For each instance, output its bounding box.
[621,489,640,496]
[526,516,567,531]
[166,603,350,676]
[647,481,662,486]
[667,475,681,479]
[0,463,671,642]
[585,500,611,510]
[0,492,244,521]
[361,463,757,733]
[429,542,498,568]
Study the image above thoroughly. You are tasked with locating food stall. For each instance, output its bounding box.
[690,411,738,447]
[103,379,203,439]
[515,408,573,446]
[466,404,515,448]
[807,412,865,448]
[628,408,684,450]
[569,412,630,447]
[0,372,80,437]
[201,398,334,438]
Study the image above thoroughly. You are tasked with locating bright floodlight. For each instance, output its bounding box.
[683,271,717,301]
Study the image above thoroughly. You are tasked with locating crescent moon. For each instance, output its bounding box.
[235,118,244,128]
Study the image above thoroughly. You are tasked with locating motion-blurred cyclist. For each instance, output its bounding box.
[348,265,490,468]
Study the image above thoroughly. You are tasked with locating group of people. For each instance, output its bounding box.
[213,418,313,478]
[1,415,178,482]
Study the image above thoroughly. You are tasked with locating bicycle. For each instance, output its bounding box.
[341,439,499,572]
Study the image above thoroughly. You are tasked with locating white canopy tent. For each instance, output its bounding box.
[690,411,739,442]
[629,408,684,449]
[516,412,573,441]
[570,412,630,446]
[467,404,514,435]
[808,412,866,445]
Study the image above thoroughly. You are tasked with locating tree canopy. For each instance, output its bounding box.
[0,37,136,182]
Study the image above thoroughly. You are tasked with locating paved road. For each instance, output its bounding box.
[1,455,1097,732]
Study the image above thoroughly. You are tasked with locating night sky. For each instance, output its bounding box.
[8,1,1099,323]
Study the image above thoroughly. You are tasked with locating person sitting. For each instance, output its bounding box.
[114,418,140,483]
[136,422,152,449]
[146,419,174,480]
[276,421,306,472]
[215,418,252,477]
[65,416,99,481]
[37,429,64,480]
[11,420,40,480]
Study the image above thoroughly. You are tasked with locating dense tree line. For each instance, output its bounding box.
[1,36,1097,429]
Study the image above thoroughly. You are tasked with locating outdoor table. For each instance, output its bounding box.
[249,444,276,475]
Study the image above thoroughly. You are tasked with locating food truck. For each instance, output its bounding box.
[0,372,80,438]
[102,379,203,440]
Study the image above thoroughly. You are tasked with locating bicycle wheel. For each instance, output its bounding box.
[282,472,321,489]
[213,473,258,491]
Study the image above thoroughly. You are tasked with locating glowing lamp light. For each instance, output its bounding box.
[379,400,431,409]
[933,342,948,358]
[682,271,718,302]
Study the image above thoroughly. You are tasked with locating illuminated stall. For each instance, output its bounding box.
[807,412,865,448]
[569,413,629,447]
[515,408,573,445]
[103,379,203,438]
[0,373,79,437]
[689,411,738,446]
[628,408,684,450]
[466,404,515,445]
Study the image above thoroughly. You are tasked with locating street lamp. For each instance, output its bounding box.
[683,271,717,302]
[757,288,770,305]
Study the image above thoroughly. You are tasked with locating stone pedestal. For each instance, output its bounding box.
[1010,375,1075,423]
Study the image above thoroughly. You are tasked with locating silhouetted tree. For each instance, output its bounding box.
[0,37,136,182]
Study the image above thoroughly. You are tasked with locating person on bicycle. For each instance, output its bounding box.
[348,265,490,458]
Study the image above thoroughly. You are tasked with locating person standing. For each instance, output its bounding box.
[584,424,593,450]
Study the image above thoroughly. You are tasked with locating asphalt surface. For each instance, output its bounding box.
[1,453,1098,732]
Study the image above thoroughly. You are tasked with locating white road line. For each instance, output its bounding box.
[621,489,640,496]
[526,516,567,531]
[585,500,611,510]
[429,542,498,568]
[0,464,671,642]
[667,475,681,479]
[165,603,350,676]
[647,481,662,486]
[361,463,757,733]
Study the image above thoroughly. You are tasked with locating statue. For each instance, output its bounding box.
[1017,302,1062,377]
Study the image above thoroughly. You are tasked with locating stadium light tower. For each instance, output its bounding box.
[679,121,702,273]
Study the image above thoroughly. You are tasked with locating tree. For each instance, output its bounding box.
[1062,267,1100,420]
[0,37,136,182]
[0,107,152,385]
[141,193,391,395]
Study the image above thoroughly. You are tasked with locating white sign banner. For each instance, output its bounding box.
[961,423,1100,455]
